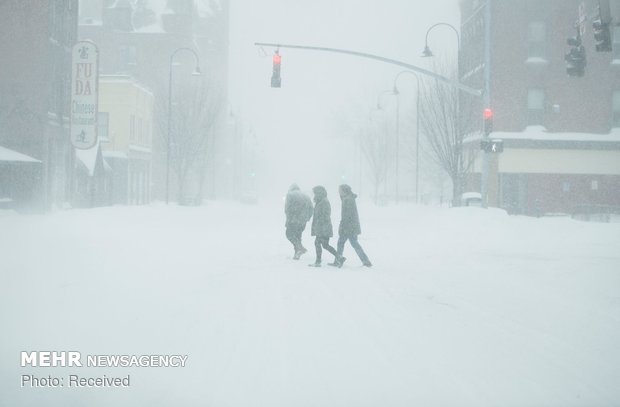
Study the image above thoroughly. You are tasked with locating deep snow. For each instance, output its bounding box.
[1,201,619,406]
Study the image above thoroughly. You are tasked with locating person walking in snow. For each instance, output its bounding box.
[331,184,372,268]
[284,184,314,260]
[308,185,342,267]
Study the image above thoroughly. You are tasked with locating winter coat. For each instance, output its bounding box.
[338,191,362,236]
[285,185,313,228]
[311,186,333,238]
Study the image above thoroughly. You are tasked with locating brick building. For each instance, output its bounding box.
[78,0,230,203]
[0,1,78,211]
[460,0,620,216]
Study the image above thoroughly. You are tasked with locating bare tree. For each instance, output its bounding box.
[157,79,224,204]
[327,98,395,204]
[360,111,392,204]
[418,64,478,206]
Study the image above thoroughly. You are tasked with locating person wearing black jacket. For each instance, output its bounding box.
[332,184,372,268]
[308,185,342,267]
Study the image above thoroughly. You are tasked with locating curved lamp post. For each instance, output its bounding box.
[166,47,201,205]
[392,70,421,204]
[371,89,396,200]
[422,23,463,206]
[359,90,395,200]
[375,89,396,110]
[422,22,460,58]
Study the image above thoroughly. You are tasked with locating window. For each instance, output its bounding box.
[98,112,110,142]
[612,91,620,127]
[117,45,137,73]
[130,115,135,142]
[562,181,571,193]
[613,26,620,61]
[591,180,599,191]
[527,88,545,125]
[527,22,546,59]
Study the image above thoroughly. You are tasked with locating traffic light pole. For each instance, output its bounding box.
[254,42,483,97]
[480,0,492,208]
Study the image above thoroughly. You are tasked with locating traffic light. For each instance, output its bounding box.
[593,0,613,52]
[483,108,493,137]
[565,35,586,77]
[593,20,612,52]
[271,51,281,88]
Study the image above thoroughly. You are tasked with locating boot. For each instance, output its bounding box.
[308,261,321,267]
[337,256,347,268]
[328,256,346,267]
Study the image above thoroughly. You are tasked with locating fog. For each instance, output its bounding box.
[228,0,459,199]
[2,1,620,406]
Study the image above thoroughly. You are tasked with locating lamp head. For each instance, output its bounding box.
[422,45,434,58]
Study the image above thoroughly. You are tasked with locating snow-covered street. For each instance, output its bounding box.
[1,202,619,406]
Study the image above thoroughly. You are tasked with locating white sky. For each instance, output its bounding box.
[227,0,460,198]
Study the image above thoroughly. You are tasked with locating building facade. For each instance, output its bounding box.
[99,75,154,205]
[78,0,230,203]
[460,0,620,216]
[0,1,78,211]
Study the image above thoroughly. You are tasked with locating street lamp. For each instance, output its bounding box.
[376,89,396,110]
[166,47,201,205]
[372,89,396,201]
[393,70,421,204]
[421,22,460,58]
[422,22,462,206]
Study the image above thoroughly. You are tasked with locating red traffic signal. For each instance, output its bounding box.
[483,108,493,120]
[271,51,281,88]
[483,108,493,136]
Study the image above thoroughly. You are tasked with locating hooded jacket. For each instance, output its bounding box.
[285,184,313,227]
[338,185,362,236]
[311,186,333,237]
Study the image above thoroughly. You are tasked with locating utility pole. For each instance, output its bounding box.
[481,0,492,208]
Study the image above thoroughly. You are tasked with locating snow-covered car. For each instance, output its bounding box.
[460,191,482,207]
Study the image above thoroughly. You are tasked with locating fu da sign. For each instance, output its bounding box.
[70,41,99,149]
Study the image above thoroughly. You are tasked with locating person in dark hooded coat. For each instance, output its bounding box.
[284,184,314,259]
[308,185,342,267]
[331,184,372,267]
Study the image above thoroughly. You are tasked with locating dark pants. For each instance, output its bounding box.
[286,224,306,252]
[314,236,338,263]
[337,234,370,264]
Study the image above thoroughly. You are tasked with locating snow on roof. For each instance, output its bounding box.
[464,126,620,143]
[100,75,154,96]
[0,145,41,163]
[525,57,549,65]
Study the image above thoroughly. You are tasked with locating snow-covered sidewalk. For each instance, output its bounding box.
[1,202,619,406]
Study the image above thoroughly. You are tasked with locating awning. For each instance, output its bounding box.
[75,140,111,176]
[0,145,41,163]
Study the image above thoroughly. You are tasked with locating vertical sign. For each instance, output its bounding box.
[578,2,587,36]
[71,41,99,149]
